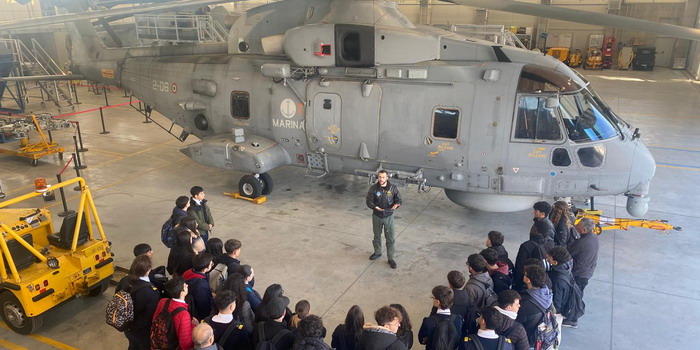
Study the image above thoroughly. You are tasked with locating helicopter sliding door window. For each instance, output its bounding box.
[513,96,563,142]
[231,91,250,119]
[432,108,460,139]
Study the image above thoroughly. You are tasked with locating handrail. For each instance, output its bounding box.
[31,38,65,76]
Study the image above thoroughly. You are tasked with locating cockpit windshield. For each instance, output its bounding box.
[559,89,620,142]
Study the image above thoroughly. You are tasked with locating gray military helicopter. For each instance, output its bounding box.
[5,0,695,217]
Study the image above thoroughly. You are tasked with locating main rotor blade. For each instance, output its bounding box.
[0,0,232,32]
[449,0,700,42]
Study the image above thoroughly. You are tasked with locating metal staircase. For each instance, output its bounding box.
[0,38,73,113]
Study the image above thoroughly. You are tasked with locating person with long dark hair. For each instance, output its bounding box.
[390,304,413,349]
[205,237,224,264]
[331,305,365,350]
[219,272,255,333]
[550,200,577,246]
[167,230,196,276]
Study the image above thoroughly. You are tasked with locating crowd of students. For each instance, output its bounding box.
[111,195,598,350]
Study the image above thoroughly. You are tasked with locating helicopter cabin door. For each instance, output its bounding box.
[306,82,381,160]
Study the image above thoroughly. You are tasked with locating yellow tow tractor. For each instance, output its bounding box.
[0,177,113,334]
[583,48,603,70]
[567,49,583,68]
[574,209,682,235]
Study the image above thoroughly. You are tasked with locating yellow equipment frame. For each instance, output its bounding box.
[0,114,64,165]
[574,209,681,235]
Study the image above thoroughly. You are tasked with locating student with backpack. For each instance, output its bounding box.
[162,196,191,248]
[108,255,160,350]
[516,266,558,350]
[546,247,585,331]
[183,253,215,321]
[252,296,295,350]
[431,271,469,325]
[418,285,463,350]
[355,306,407,350]
[485,231,514,271]
[464,254,498,335]
[480,249,512,294]
[461,306,513,350]
[513,231,550,292]
[205,290,251,350]
[151,276,199,350]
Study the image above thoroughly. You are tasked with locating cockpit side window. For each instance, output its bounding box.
[513,96,562,142]
[559,91,618,142]
[231,91,250,120]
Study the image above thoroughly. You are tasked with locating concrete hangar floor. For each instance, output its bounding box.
[0,67,699,350]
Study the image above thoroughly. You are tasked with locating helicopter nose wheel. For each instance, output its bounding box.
[239,173,273,198]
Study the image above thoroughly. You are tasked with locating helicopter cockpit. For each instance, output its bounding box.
[514,64,631,146]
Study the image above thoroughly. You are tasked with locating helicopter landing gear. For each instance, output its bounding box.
[238,173,273,198]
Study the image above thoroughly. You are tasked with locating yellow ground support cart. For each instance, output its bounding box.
[0,177,113,334]
[574,209,682,235]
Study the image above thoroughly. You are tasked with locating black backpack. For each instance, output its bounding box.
[161,216,177,248]
[427,314,459,350]
[204,316,241,346]
[150,299,187,350]
[255,322,292,350]
[464,279,499,334]
[464,334,510,350]
[551,272,585,320]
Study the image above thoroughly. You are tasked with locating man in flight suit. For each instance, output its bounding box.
[366,170,402,269]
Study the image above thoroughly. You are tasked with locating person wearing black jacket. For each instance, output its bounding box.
[116,256,160,350]
[546,247,573,316]
[493,290,529,350]
[430,271,469,324]
[356,306,407,350]
[293,315,331,350]
[513,232,552,292]
[365,170,402,269]
[486,231,514,271]
[516,266,554,347]
[332,305,365,350]
[206,290,251,350]
[418,286,463,350]
[531,201,556,244]
[167,230,196,276]
[252,297,295,350]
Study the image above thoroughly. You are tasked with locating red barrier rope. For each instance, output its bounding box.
[52,100,141,119]
[58,154,75,175]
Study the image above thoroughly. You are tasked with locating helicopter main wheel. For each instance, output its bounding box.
[259,173,273,195]
[239,175,263,198]
[0,292,43,334]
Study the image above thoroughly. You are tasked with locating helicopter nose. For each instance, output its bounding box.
[626,141,656,217]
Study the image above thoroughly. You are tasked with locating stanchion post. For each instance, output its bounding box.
[72,152,82,191]
[48,129,53,143]
[72,83,81,104]
[75,121,88,152]
[99,107,110,134]
[73,136,87,170]
[142,104,152,123]
[103,84,109,106]
[56,174,75,217]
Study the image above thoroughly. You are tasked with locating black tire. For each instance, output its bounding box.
[87,280,109,297]
[239,175,262,198]
[31,159,38,166]
[259,173,273,195]
[58,152,64,160]
[0,292,43,334]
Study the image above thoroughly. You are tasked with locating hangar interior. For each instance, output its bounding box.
[1,1,700,349]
